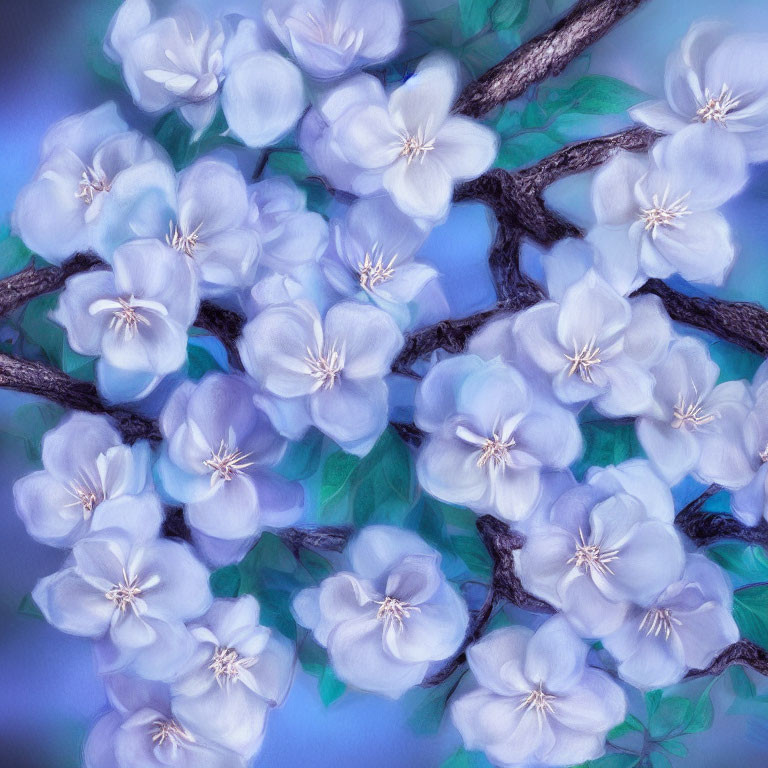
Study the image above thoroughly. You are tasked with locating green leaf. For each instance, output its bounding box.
[607,713,645,740]
[8,403,64,461]
[267,150,310,181]
[573,417,643,480]
[277,429,324,481]
[733,584,768,649]
[298,548,334,582]
[730,665,757,699]
[711,339,762,385]
[546,75,646,115]
[0,228,32,278]
[660,739,688,757]
[451,534,492,579]
[645,689,663,719]
[298,637,327,677]
[649,754,672,768]
[18,593,44,620]
[684,680,715,733]
[490,0,528,30]
[186,343,224,380]
[459,0,495,37]
[441,747,493,768]
[209,565,240,598]
[321,450,360,505]
[707,542,768,582]
[649,696,691,739]
[239,534,297,579]
[406,672,463,734]
[496,131,562,169]
[318,665,346,706]
[582,755,640,768]
[20,294,66,366]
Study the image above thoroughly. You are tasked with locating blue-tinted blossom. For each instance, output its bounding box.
[451,616,627,767]
[592,125,746,286]
[636,335,753,488]
[514,270,671,418]
[238,299,403,455]
[106,2,306,145]
[263,0,403,80]
[603,554,738,689]
[84,675,245,768]
[415,355,582,522]
[732,360,768,525]
[52,238,199,402]
[13,102,175,265]
[157,373,303,563]
[329,53,498,220]
[293,526,468,698]
[631,22,768,163]
[321,197,436,328]
[171,595,295,758]
[33,530,212,678]
[517,461,685,636]
[14,412,154,547]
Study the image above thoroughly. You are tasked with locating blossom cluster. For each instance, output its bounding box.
[8,4,768,768]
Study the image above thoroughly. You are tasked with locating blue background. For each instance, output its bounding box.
[2,1,768,766]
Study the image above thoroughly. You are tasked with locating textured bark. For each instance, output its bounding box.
[280,525,354,554]
[675,485,768,547]
[0,252,103,318]
[422,515,554,688]
[195,300,246,369]
[0,352,160,443]
[633,280,768,357]
[454,0,649,118]
[686,639,768,679]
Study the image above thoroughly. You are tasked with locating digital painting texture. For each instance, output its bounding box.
[2,1,768,767]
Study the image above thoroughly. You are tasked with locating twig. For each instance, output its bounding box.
[686,639,768,679]
[675,485,768,547]
[454,0,649,118]
[0,352,160,443]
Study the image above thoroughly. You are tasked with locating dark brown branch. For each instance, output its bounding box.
[675,485,768,547]
[633,280,768,358]
[686,639,768,679]
[0,252,103,319]
[0,352,160,443]
[423,514,554,687]
[280,525,353,555]
[454,0,649,118]
[194,300,245,369]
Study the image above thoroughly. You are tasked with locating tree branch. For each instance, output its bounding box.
[0,252,103,319]
[422,515,554,687]
[686,639,768,679]
[0,352,160,443]
[454,0,649,118]
[675,485,768,547]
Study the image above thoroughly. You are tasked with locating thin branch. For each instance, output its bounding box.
[454,0,649,118]
[686,639,768,679]
[195,300,245,369]
[422,514,554,687]
[675,485,768,547]
[0,352,160,443]
[0,252,103,319]
[280,525,353,555]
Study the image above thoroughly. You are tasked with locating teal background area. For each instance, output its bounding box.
[2,1,768,766]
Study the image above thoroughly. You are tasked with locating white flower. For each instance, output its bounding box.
[451,616,627,767]
[293,526,468,698]
[330,53,498,220]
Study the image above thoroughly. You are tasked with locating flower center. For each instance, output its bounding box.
[65,476,103,520]
[151,718,194,748]
[105,568,142,612]
[696,84,740,125]
[565,337,601,383]
[760,443,768,464]
[304,344,343,390]
[358,245,397,291]
[567,528,620,576]
[375,596,420,632]
[515,683,557,727]
[640,191,692,233]
[671,395,715,430]
[166,221,203,258]
[304,10,356,48]
[203,440,254,485]
[399,129,435,165]
[110,297,152,341]
[477,433,516,468]
[76,166,111,205]
[638,607,681,640]
[209,646,256,686]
